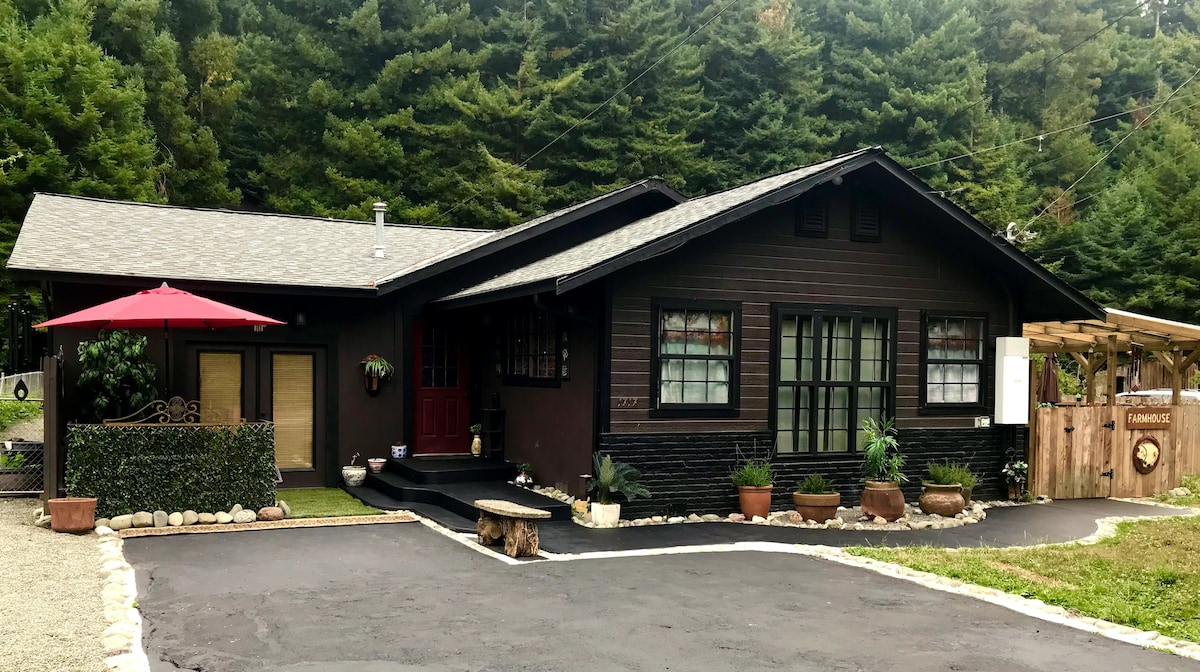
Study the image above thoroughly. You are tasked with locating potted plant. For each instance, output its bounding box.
[921,462,966,516]
[1002,459,1028,501]
[367,457,387,473]
[587,453,650,528]
[860,417,907,521]
[48,496,97,533]
[342,452,367,487]
[732,458,774,519]
[0,453,29,492]
[470,423,482,457]
[793,473,840,522]
[361,355,394,394]
[514,462,534,488]
[953,464,978,506]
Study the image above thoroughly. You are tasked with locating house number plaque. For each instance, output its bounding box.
[613,397,638,408]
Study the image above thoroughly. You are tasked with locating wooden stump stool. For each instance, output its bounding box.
[474,499,551,558]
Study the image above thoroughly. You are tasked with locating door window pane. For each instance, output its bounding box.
[199,352,242,424]
[273,353,314,469]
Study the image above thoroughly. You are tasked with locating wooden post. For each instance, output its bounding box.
[41,355,59,501]
[1085,352,1098,405]
[1105,336,1118,407]
[1028,357,1040,492]
[1171,348,1183,407]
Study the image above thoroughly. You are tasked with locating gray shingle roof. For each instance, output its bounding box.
[7,194,494,290]
[439,148,877,302]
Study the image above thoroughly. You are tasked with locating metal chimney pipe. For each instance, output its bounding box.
[373,202,387,258]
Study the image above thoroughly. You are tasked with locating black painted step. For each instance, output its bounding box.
[388,456,516,485]
[343,485,476,532]
[361,470,573,522]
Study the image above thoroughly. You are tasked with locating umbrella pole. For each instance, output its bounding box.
[164,318,171,398]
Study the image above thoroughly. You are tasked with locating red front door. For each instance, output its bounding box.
[413,321,470,454]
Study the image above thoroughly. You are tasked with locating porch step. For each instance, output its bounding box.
[388,456,516,485]
[342,485,476,532]
[361,470,573,522]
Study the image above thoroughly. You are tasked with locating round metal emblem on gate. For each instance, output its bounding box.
[1132,435,1162,475]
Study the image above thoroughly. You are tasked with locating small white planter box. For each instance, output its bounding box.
[590,502,621,528]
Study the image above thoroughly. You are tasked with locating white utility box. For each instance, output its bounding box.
[994,337,1030,425]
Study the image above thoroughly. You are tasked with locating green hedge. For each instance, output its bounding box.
[66,422,277,518]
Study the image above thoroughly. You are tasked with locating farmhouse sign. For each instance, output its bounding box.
[1125,407,1172,429]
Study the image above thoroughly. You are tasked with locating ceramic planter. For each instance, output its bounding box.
[470,435,482,457]
[591,502,621,528]
[48,497,97,533]
[793,491,840,523]
[342,465,367,487]
[737,485,773,519]
[391,444,408,459]
[961,486,973,507]
[367,458,387,474]
[860,480,905,521]
[919,483,965,516]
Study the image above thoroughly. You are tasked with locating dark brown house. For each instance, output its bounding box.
[8,148,1101,517]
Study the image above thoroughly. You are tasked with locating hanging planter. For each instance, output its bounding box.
[361,355,394,395]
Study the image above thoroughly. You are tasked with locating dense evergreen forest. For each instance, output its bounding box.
[1,0,1199,319]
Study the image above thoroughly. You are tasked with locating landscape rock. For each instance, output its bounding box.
[962,516,978,524]
[233,510,256,524]
[826,518,844,529]
[277,500,291,517]
[872,516,887,525]
[633,518,650,526]
[770,517,786,526]
[110,515,133,531]
[788,512,804,524]
[751,515,767,524]
[258,506,284,521]
[911,521,933,530]
[229,504,243,515]
[701,514,721,522]
[651,516,665,523]
[667,516,685,524]
[954,512,965,519]
[214,512,233,524]
[167,512,184,527]
[687,513,703,522]
[182,510,199,525]
[152,511,169,528]
[197,512,216,524]
[94,525,115,536]
[858,515,870,522]
[34,514,51,528]
[94,518,111,529]
[131,512,153,528]
[728,513,746,522]
[1168,487,1191,498]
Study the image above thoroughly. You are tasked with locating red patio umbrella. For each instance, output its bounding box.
[34,283,285,392]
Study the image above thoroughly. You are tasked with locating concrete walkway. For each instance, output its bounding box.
[124,517,1197,672]
[538,498,1184,553]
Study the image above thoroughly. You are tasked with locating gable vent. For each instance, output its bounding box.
[795,197,828,238]
[852,197,881,242]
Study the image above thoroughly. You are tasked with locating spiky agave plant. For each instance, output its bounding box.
[589,453,651,505]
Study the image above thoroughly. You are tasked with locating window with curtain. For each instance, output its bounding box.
[273,353,314,469]
[775,309,893,453]
[505,311,558,381]
[198,352,242,424]
[923,315,986,408]
[654,304,739,411]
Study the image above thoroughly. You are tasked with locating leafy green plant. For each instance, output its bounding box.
[0,401,41,432]
[361,355,394,379]
[516,461,534,477]
[76,330,158,423]
[588,453,650,505]
[926,462,976,488]
[861,417,906,483]
[797,473,833,495]
[0,453,27,469]
[731,459,774,487]
[66,423,276,518]
[469,423,482,435]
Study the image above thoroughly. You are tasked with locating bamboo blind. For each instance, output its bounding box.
[273,353,314,469]
[199,352,242,424]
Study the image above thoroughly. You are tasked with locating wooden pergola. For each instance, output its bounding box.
[1024,308,1200,406]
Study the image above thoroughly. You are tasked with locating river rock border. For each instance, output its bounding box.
[94,527,149,672]
[118,511,416,538]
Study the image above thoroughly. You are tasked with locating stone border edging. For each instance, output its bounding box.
[95,529,149,672]
[116,512,416,538]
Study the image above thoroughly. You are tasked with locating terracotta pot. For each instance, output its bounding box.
[737,485,773,519]
[919,483,965,516]
[48,497,97,533]
[591,502,621,528]
[793,492,841,523]
[367,458,387,474]
[365,376,381,393]
[860,481,905,521]
[342,465,367,487]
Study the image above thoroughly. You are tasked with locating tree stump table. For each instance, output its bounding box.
[474,499,551,558]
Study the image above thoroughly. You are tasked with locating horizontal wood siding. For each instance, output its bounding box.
[608,185,1013,437]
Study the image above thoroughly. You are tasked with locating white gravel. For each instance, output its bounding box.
[0,497,105,672]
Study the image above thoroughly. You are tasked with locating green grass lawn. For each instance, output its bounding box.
[850,515,1200,642]
[1156,474,1200,507]
[0,401,41,432]
[281,488,383,518]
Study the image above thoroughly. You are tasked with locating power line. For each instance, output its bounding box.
[1026,64,1200,227]
[423,0,745,226]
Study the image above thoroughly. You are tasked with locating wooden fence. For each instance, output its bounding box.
[1030,404,1200,499]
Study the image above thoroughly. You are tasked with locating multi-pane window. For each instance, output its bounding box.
[775,309,893,453]
[505,312,557,380]
[924,315,985,406]
[421,325,459,388]
[655,306,737,408]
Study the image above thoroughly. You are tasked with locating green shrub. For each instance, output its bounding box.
[797,473,833,495]
[0,401,41,432]
[732,459,774,487]
[66,422,276,517]
[861,417,906,483]
[77,330,158,423]
[927,461,978,488]
[589,453,650,505]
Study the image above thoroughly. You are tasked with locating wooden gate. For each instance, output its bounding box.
[1030,404,1200,499]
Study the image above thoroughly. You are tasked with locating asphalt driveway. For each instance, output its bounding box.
[125,523,1199,671]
